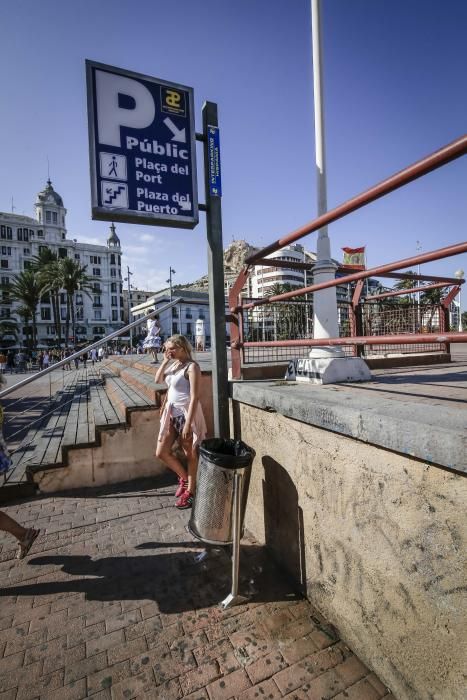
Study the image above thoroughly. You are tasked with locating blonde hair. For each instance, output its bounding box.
[166,334,193,360]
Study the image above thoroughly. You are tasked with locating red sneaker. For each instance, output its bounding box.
[175,477,188,498]
[176,490,193,509]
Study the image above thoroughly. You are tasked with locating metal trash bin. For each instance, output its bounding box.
[189,438,253,545]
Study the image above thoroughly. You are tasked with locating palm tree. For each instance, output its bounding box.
[33,248,62,347]
[9,271,43,349]
[59,258,93,347]
[420,287,443,332]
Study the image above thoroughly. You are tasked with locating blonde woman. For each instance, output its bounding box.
[155,335,206,509]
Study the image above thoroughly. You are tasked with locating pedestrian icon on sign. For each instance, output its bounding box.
[109,156,118,177]
[99,153,127,181]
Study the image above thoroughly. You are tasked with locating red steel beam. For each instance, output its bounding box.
[245,134,467,265]
[243,332,467,349]
[375,271,464,284]
[366,282,453,301]
[236,241,467,312]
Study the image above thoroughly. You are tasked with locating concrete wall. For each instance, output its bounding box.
[232,401,466,700]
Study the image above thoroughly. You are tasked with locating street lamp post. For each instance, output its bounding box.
[167,267,176,334]
[124,266,133,351]
[455,269,464,332]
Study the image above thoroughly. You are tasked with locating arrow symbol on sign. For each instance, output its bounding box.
[163,118,186,143]
[178,195,191,211]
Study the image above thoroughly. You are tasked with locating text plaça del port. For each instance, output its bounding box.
[127,137,191,214]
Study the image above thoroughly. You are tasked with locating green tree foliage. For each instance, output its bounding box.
[8,271,42,349]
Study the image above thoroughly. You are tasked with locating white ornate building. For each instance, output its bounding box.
[0,180,124,347]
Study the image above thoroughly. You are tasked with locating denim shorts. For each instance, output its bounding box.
[170,414,186,436]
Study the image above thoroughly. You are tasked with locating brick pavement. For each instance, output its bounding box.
[0,477,392,699]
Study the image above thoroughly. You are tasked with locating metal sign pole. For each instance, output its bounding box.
[221,471,247,609]
[202,102,229,439]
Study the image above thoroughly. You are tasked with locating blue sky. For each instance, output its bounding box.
[1,0,466,304]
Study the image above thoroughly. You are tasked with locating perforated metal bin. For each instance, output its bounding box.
[188,439,253,545]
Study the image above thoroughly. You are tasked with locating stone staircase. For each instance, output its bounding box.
[0,359,169,499]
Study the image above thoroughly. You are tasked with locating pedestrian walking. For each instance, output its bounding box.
[142,311,162,363]
[91,348,98,365]
[155,334,206,509]
[81,351,88,368]
[42,351,50,369]
[0,404,40,559]
[0,352,6,374]
[98,346,104,362]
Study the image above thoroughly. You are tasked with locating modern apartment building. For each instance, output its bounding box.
[0,180,124,347]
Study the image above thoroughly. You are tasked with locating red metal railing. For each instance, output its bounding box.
[229,135,467,379]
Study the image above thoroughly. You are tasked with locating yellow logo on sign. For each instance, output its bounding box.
[165,90,181,108]
[161,87,186,116]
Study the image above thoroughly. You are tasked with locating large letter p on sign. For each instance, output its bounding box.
[96,70,155,147]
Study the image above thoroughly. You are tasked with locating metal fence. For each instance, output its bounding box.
[241,299,446,365]
[360,302,445,355]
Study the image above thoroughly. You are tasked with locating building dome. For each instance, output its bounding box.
[107,222,120,247]
[35,179,64,207]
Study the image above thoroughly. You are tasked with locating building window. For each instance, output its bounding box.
[93,296,102,307]
[110,268,116,277]
[61,232,66,240]
[93,268,101,276]
[198,309,205,319]
[120,310,124,321]
[186,310,192,318]
[172,308,178,318]
[1,308,11,319]
[1,247,11,256]
[90,255,101,264]
[46,211,51,223]
[74,254,80,260]
[112,310,118,321]
[110,254,116,265]
[60,308,67,320]
[186,322,192,335]
[37,229,44,238]
[111,282,117,293]
[0,226,12,240]
[41,308,51,321]
[94,310,102,320]
[58,248,67,259]
[119,296,123,307]
[76,294,83,306]
[1,276,9,286]
[23,248,30,255]
[1,261,8,269]
[111,296,117,306]
[173,322,178,333]
[60,293,66,304]
[52,212,58,224]
[93,284,101,293]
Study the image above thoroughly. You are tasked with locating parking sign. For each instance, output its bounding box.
[86,60,198,228]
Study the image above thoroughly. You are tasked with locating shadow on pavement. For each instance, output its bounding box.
[0,543,302,612]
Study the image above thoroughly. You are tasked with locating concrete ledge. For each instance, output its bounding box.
[230,380,466,473]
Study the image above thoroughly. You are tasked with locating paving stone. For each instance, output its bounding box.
[86,629,125,658]
[87,659,131,695]
[179,660,221,696]
[237,678,282,700]
[206,667,251,700]
[0,480,391,700]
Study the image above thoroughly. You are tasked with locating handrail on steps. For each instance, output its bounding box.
[0,298,182,400]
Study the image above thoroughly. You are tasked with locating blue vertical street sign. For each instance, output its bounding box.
[86,60,198,228]
[207,126,222,197]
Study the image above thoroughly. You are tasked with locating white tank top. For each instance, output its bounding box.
[166,362,192,416]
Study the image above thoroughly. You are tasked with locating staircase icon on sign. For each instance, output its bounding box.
[101,181,128,209]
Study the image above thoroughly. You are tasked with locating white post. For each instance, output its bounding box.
[310,0,341,347]
[455,269,464,331]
